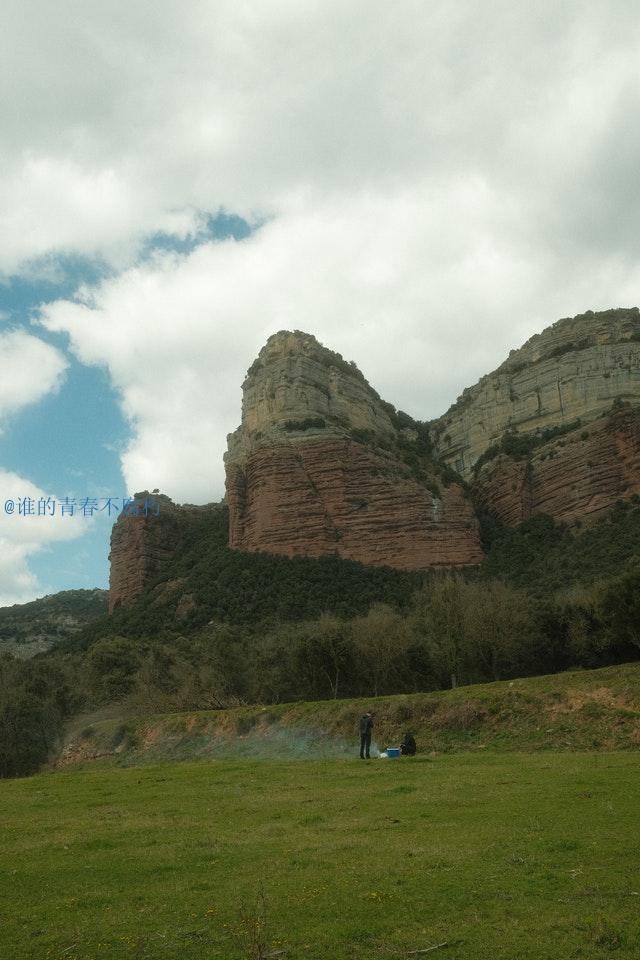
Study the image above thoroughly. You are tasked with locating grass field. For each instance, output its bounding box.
[2,751,640,959]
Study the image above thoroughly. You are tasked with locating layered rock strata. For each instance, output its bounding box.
[225,331,483,569]
[473,406,640,527]
[434,308,640,479]
[108,493,216,612]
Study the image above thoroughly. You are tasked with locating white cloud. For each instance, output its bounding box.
[0,2,639,273]
[3,1,640,505]
[0,157,201,272]
[0,330,68,426]
[0,470,91,606]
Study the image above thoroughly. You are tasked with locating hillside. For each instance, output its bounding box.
[91,504,423,641]
[66,498,640,646]
[481,497,640,594]
[6,495,640,661]
[57,662,640,769]
[6,506,639,780]
[0,589,108,658]
[3,310,640,785]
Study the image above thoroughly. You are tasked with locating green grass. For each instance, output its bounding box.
[2,752,640,959]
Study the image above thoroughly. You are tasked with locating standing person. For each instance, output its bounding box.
[359,712,373,759]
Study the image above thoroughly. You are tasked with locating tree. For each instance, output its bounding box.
[0,656,72,777]
[463,580,537,681]
[600,567,640,653]
[410,575,469,688]
[351,604,410,696]
[290,616,355,700]
[85,636,142,703]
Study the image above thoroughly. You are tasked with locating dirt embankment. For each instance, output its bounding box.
[55,663,640,770]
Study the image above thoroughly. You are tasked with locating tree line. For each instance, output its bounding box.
[3,562,638,777]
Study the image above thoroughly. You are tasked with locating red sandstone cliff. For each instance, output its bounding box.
[224,331,483,569]
[108,493,216,612]
[472,406,640,527]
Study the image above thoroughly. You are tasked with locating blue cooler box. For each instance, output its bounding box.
[387,747,401,758]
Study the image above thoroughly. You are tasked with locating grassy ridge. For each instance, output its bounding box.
[59,663,640,770]
[2,752,639,959]
[0,589,108,657]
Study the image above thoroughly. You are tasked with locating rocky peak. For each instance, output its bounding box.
[225,331,483,570]
[500,307,640,372]
[227,329,396,462]
[434,307,640,478]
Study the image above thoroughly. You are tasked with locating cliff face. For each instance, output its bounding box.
[108,493,216,612]
[473,406,640,527]
[225,331,483,569]
[434,308,640,479]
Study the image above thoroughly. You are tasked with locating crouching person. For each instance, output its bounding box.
[400,733,416,756]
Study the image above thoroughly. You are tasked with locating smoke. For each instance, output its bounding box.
[212,725,356,760]
[69,715,409,768]
[118,722,364,765]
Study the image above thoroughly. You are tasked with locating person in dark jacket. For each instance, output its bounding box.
[400,733,417,756]
[359,712,373,759]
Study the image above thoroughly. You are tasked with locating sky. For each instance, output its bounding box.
[1,0,640,606]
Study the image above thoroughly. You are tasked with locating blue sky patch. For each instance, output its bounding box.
[0,212,252,600]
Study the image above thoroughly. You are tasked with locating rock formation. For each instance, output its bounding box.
[430,307,640,529]
[473,405,640,527]
[108,493,216,612]
[434,308,640,478]
[224,331,483,569]
[108,309,640,611]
